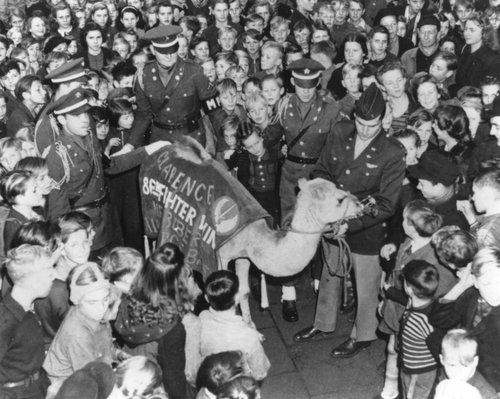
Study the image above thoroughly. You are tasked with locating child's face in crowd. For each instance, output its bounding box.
[96,121,110,140]
[16,178,44,208]
[489,12,500,29]
[158,5,173,25]
[271,24,290,43]
[63,229,91,265]
[238,57,249,74]
[0,97,7,120]
[8,29,22,47]
[244,36,260,56]
[11,16,24,31]
[219,32,236,51]
[36,168,53,195]
[398,21,407,37]
[429,59,451,83]
[294,28,311,48]
[398,136,419,166]
[474,261,500,306]
[113,42,129,59]
[482,84,500,105]
[197,15,208,31]
[21,140,36,158]
[224,128,238,149]
[220,89,237,112]
[334,5,349,24]
[261,79,282,106]
[117,75,134,88]
[79,288,110,321]
[412,121,433,147]
[0,147,21,171]
[312,29,329,43]
[177,36,189,59]
[132,53,148,70]
[342,70,361,94]
[228,71,246,91]
[202,60,216,83]
[48,58,66,73]
[440,350,478,381]
[243,82,260,99]
[260,48,281,73]
[242,132,265,157]
[67,40,78,55]
[246,20,264,33]
[192,41,209,61]
[248,102,269,125]
[27,43,40,62]
[319,8,335,29]
[212,3,229,24]
[216,59,233,81]
[255,5,270,25]
[440,40,455,54]
[118,112,134,129]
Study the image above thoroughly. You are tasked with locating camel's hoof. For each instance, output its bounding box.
[282,300,299,322]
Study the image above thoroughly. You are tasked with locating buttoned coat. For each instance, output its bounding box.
[128,58,216,147]
[312,120,406,254]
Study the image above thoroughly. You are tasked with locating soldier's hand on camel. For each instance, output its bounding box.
[380,243,397,260]
[335,223,348,237]
[145,140,172,155]
[111,143,134,157]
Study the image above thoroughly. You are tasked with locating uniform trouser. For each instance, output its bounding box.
[279,160,316,287]
[313,244,381,342]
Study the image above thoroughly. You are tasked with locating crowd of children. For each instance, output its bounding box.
[2,0,500,397]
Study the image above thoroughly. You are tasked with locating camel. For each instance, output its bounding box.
[141,139,364,323]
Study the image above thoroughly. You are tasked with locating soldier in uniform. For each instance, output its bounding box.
[294,84,406,359]
[278,58,341,322]
[34,58,88,157]
[44,88,169,256]
[124,25,217,150]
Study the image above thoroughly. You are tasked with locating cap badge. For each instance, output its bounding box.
[304,68,310,74]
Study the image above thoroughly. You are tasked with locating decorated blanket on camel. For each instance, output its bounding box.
[140,140,270,279]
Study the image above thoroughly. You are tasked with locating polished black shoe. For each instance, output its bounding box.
[282,300,299,322]
[293,326,334,342]
[330,338,372,358]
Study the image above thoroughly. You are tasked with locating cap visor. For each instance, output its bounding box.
[67,103,92,115]
[153,43,179,54]
[407,164,434,182]
[293,78,319,89]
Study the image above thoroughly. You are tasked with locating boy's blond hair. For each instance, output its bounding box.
[441,329,478,366]
[6,244,51,283]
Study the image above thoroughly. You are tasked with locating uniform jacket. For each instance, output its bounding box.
[129,58,216,147]
[280,93,340,160]
[312,121,406,254]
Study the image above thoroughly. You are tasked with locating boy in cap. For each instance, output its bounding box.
[400,14,441,76]
[34,57,88,156]
[294,84,406,359]
[0,245,54,399]
[124,25,217,150]
[278,57,341,322]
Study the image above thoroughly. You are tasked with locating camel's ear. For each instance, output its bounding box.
[297,178,308,191]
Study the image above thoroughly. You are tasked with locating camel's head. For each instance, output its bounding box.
[297,178,363,225]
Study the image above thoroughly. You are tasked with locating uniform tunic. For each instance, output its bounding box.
[128,58,216,148]
[279,93,340,223]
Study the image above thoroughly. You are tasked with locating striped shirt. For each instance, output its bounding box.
[400,303,437,374]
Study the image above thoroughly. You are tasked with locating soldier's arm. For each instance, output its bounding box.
[311,126,336,181]
[193,71,217,101]
[45,150,71,221]
[347,146,406,233]
[128,74,152,148]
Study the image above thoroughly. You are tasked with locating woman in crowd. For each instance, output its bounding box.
[76,22,114,71]
[456,13,500,88]
[89,2,117,48]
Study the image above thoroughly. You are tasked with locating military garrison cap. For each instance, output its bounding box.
[45,57,86,84]
[288,58,325,88]
[144,25,182,54]
[46,88,91,116]
[354,83,386,120]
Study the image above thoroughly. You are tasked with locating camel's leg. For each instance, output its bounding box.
[235,258,252,325]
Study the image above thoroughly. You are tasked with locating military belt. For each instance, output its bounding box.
[72,192,109,213]
[287,155,318,165]
[2,371,41,388]
[153,118,200,132]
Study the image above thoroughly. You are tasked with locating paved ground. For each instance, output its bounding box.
[253,274,386,399]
